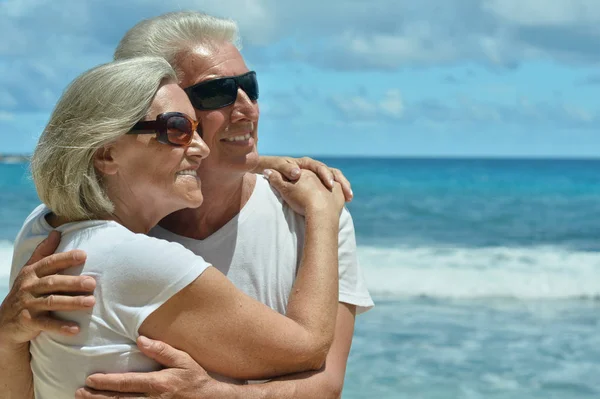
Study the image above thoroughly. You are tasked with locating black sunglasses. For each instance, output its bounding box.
[127,112,200,146]
[184,71,259,110]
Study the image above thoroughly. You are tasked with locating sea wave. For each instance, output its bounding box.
[2,240,600,300]
[357,245,600,299]
[0,240,14,287]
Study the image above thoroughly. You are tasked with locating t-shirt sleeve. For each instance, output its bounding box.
[338,207,374,314]
[95,234,211,341]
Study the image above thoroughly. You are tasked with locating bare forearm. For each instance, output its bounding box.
[226,303,357,399]
[285,210,339,360]
[0,343,35,399]
[228,370,340,399]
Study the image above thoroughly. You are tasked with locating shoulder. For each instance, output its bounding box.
[339,207,356,234]
[11,204,71,285]
[108,229,209,265]
[76,228,211,301]
[253,174,285,204]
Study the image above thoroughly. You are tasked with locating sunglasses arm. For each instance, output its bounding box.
[128,121,159,135]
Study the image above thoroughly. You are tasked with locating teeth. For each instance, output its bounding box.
[177,170,197,176]
[225,133,251,142]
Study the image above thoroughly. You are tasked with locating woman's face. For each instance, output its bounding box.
[106,82,210,216]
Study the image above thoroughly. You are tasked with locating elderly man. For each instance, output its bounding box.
[0,11,373,399]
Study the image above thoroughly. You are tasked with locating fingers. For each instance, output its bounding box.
[331,168,353,202]
[315,164,335,189]
[31,275,96,295]
[297,157,334,189]
[25,231,61,266]
[75,387,144,398]
[28,294,95,312]
[136,336,195,368]
[277,162,301,181]
[85,372,156,395]
[32,250,87,276]
[263,169,286,191]
[19,311,81,336]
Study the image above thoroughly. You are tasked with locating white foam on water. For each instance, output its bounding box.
[2,240,600,300]
[0,240,14,289]
[358,245,600,299]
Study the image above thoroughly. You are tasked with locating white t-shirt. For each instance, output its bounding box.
[9,205,210,399]
[151,175,374,314]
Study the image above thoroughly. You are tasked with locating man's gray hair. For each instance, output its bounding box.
[31,57,177,220]
[114,11,241,77]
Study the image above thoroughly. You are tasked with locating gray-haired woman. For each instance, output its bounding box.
[4,56,344,398]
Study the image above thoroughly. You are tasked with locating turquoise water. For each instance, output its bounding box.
[1,159,600,398]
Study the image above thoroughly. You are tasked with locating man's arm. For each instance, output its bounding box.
[79,303,356,399]
[0,231,93,399]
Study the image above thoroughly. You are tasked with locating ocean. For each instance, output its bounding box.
[1,158,599,398]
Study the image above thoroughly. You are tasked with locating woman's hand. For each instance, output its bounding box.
[0,231,94,348]
[256,156,353,202]
[264,169,345,217]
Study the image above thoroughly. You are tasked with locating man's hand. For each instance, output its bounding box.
[0,230,93,348]
[256,156,353,202]
[76,336,230,399]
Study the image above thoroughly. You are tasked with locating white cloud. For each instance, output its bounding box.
[0,92,17,108]
[380,90,404,118]
[331,89,404,121]
[252,0,600,70]
[484,0,600,26]
[3,0,600,72]
[330,91,600,129]
[2,0,600,115]
[0,111,14,121]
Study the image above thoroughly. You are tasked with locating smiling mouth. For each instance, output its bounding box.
[222,133,251,142]
[176,170,198,176]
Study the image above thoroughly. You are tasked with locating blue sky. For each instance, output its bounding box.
[0,0,599,157]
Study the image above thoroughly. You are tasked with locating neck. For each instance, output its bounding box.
[160,168,256,239]
[101,177,183,234]
[109,195,169,234]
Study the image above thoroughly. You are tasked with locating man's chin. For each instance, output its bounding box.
[233,152,260,174]
[210,149,260,174]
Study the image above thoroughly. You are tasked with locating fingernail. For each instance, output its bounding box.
[82,278,96,290]
[61,325,72,334]
[63,325,79,334]
[291,168,300,177]
[263,169,272,178]
[138,335,151,348]
[329,179,335,187]
[73,251,86,262]
[350,189,354,197]
[83,296,95,307]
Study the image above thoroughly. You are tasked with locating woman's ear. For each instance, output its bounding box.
[94,146,119,175]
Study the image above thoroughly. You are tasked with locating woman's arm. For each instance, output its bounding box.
[0,231,94,399]
[254,155,353,202]
[140,170,345,381]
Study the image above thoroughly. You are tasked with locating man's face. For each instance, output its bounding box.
[177,42,260,175]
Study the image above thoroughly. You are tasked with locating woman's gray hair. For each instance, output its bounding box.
[114,11,240,77]
[31,56,177,220]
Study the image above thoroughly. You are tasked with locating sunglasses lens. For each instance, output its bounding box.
[166,115,193,145]
[238,72,259,101]
[189,79,237,110]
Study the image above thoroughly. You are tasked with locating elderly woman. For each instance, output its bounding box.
[5,56,345,398]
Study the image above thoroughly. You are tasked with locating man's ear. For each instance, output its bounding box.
[94,146,119,175]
